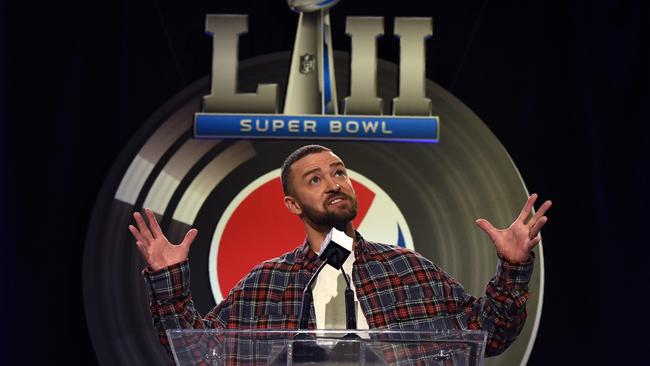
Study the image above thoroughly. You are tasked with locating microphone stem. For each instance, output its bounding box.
[299,258,329,330]
[340,266,357,330]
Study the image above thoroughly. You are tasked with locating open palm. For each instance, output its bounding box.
[475,194,551,264]
[128,208,198,271]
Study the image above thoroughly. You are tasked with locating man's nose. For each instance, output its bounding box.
[324,176,341,192]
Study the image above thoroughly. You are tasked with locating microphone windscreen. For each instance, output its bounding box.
[319,227,353,269]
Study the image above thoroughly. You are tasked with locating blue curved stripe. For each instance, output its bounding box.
[318,0,336,6]
[323,39,332,113]
[397,224,406,248]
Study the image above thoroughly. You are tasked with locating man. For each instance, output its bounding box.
[128,144,551,358]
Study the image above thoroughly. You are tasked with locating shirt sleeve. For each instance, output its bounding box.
[455,252,535,357]
[143,259,233,354]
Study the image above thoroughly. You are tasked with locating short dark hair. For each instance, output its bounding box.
[281,144,332,195]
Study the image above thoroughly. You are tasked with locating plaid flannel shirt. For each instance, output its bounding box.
[144,232,534,358]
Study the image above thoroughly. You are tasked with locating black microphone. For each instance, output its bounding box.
[299,226,354,329]
[279,227,368,365]
[290,229,346,365]
[319,226,356,329]
[318,225,353,269]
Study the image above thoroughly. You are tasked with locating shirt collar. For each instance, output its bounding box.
[353,231,368,263]
[298,239,322,272]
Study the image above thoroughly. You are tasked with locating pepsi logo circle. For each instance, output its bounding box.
[208,168,414,301]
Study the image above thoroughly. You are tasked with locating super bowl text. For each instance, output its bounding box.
[194,5,440,143]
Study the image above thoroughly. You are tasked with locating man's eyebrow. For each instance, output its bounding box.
[301,162,344,179]
[302,167,322,179]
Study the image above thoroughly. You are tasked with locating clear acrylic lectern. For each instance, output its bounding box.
[167,329,487,365]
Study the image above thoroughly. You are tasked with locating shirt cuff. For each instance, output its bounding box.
[494,251,535,291]
[142,259,191,302]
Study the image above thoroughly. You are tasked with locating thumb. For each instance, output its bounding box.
[180,228,198,248]
[475,219,498,242]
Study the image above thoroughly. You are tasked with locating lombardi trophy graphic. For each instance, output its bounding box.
[285,0,341,115]
[194,0,439,143]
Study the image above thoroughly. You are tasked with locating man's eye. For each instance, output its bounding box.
[310,176,320,184]
[335,170,346,177]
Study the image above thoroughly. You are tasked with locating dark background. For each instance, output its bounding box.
[2,0,649,364]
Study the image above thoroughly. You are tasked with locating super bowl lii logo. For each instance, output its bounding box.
[195,0,439,143]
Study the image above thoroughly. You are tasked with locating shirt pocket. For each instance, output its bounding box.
[392,287,453,324]
[390,298,461,333]
[252,314,300,330]
[253,303,300,329]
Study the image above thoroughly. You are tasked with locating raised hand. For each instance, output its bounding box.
[128,208,198,271]
[475,194,551,264]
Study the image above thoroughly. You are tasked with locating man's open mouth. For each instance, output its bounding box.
[327,196,347,206]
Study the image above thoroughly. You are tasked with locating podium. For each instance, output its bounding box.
[167,329,487,365]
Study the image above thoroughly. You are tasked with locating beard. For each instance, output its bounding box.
[300,192,358,229]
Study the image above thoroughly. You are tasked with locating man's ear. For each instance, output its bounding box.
[284,195,302,215]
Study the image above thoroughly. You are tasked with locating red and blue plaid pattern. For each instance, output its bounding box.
[144,233,534,358]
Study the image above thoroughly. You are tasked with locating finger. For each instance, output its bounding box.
[527,235,542,250]
[128,224,147,245]
[180,228,198,248]
[530,200,552,225]
[475,219,498,242]
[133,212,154,240]
[529,216,548,239]
[516,194,538,223]
[144,208,163,238]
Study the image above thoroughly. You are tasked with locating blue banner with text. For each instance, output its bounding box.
[194,114,439,143]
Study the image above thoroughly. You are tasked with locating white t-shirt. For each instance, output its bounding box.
[311,252,370,329]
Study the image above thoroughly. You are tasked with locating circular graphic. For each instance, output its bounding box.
[83,51,543,366]
[208,169,414,302]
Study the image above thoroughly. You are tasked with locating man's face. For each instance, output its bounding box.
[286,151,358,229]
